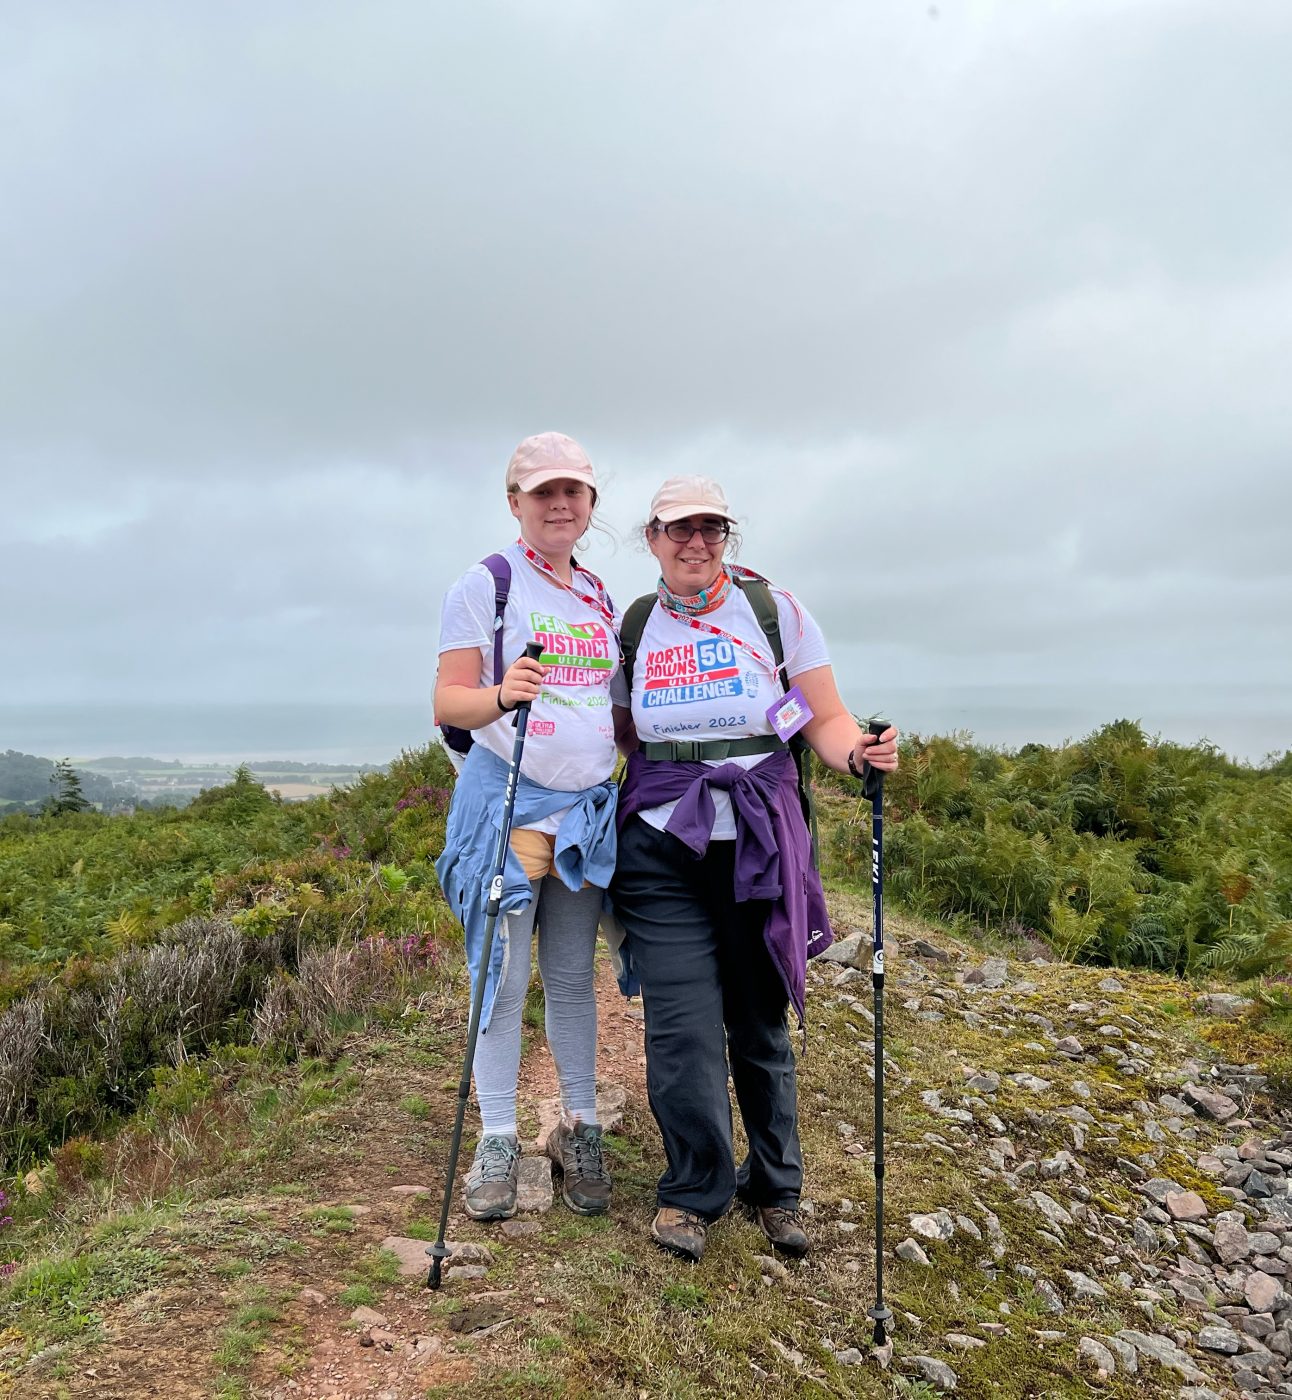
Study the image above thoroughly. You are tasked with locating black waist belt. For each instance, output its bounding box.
[638,735,785,762]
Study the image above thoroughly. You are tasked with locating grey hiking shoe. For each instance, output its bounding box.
[544,1119,612,1215]
[463,1134,520,1220]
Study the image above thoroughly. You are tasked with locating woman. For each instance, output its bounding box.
[434,432,621,1221]
[609,475,899,1262]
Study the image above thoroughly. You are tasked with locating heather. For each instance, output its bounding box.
[0,748,457,1163]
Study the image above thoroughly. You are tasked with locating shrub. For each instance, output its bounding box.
[0,914,447,1165]
[827,724,1292,975]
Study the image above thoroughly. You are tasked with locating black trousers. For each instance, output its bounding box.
[611,815,803,1220]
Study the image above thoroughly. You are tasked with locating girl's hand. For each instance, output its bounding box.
[499,652,547,710]
[853,725,899,774]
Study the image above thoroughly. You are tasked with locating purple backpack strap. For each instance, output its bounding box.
[438,553,513,758]
[483,553,512,682]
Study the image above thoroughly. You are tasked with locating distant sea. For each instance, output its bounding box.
[0,688,1287,767]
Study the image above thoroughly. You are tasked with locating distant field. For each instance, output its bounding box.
[261,781,333,799]
[74,759,375,805]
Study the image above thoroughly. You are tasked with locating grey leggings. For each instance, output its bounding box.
[473,877,602,1136]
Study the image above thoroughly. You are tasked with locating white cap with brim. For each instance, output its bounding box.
[506,432,597,492]
[649,475,736,524]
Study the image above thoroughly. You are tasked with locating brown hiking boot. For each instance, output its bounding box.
[755,1205,810,1258]
[463,1134,520,1220]
[651,1207,707,1262]
[544,1119,612,1215]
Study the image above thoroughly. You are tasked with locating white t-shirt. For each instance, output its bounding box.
[629,584,830,839]
[438,543,624,832]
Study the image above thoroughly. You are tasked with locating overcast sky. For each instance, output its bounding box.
[2,2,1289,744]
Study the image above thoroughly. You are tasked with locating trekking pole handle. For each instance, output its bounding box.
[861,718,889,801]
[511,641,545,727]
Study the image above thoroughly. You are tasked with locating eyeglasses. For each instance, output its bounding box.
[658,520,730,544]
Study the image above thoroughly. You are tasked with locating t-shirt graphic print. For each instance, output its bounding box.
[629,584,829,839]
[641,636,745,708]
[438,544,623,812]
[531,612,616,687]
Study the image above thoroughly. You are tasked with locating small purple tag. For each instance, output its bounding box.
[766,685,813,742]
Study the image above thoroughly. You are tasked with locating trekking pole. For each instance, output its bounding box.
[861,718,894,1346]
[428,640,544,1290]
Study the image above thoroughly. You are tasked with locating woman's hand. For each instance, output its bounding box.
[852,725,900,774]
[499,652,547,710]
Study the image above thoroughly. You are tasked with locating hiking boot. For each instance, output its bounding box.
[544,1119,612,1215]
[651,1207,707,1262]
[755,1205,810,1258]
[463,1134,520,1220]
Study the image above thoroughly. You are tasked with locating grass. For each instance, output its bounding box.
[307,1204,356,1233]
[0,886,1271,1398]
[211,1283,284,1392]
[660,1281,708,1311]
[352,1247,402,1286]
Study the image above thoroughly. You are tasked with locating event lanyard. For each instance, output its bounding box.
[517,540,616,627]
[656,565,806,681]
[656,566,774,674]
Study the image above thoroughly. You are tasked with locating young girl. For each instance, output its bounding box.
[434,432,621,1220]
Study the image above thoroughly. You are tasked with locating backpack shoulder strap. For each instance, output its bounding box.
[619,594,657,694]
[733,575,789,693]
[733,572,819,859]
[482,553,512,682]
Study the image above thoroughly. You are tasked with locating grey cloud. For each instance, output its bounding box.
[1,1,1289,731]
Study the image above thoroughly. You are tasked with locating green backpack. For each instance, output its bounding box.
[619,574,819,861]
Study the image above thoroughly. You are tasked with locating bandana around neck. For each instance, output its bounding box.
[657,568,732,617]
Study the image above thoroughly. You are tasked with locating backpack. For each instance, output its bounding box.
[439,552,616,759]
[439,553,512,757]
[618,574,820,861]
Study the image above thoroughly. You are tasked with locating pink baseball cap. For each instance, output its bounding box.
[505,432,597,492]
[648,475,737,524]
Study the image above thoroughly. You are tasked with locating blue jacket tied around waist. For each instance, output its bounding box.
[434,743,619,1032]
[616,747,834,1023]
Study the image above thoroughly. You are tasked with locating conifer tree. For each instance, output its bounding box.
[48,758,91,816]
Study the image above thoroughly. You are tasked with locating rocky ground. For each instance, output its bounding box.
[813,919,1290,1398]
[6,892,1290,1398]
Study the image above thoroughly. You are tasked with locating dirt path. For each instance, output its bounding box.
[16,954,646,1400]
[263,953,646,1400]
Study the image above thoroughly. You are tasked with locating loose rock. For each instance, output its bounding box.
[1181,1082,1241,1122]
[1030,1192,1074,1229]
[516,1155,555,1213]
[1077,1337,1116,1379]
[1115,1329,1206,1383]
[909,1210,956,1242]
[896,1238,932,1266]
[1062,1269,1107,1301]
[1165,1191,1208,1222]
[1244,1271,1285,1312]
[349,1306,388,1328]
[911,1356,959,1391]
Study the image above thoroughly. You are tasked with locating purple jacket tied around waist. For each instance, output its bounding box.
[617,747,834,1023]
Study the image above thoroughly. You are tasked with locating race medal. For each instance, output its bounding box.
[767,685,813,741]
